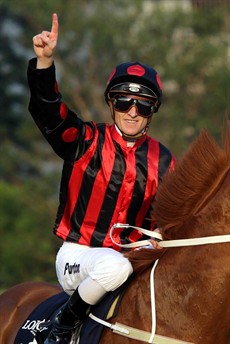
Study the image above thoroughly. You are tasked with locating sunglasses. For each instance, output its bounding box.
[112,96,156,117]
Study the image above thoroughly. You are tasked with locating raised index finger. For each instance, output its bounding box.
[51,13,59,36]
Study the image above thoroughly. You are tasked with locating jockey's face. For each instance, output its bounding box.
[110,95,153,138]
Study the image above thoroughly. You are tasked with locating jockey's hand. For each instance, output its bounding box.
[33,13,59,69]
[150,227,163,249]
[150,239,163,250]
[134,239,163,251]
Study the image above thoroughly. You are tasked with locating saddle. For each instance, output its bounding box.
[14,277,133,344]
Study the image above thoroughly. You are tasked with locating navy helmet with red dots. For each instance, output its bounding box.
[104,62,163,113]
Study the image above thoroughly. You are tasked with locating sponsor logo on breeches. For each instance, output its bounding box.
[64,262,80,275]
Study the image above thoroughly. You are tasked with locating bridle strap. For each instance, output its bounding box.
[110,223,230,249]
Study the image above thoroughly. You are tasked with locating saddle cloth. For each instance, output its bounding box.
[14,291,69,344]
[14,277,132,344]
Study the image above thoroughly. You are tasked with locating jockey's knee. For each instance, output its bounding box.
[111,257,133,290]
[91,255,133,292]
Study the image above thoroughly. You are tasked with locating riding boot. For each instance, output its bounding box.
[44,288,90,344]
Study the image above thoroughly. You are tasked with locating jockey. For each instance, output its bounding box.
[28,13,175,344]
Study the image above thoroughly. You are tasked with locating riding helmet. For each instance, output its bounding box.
[104,62,163,113]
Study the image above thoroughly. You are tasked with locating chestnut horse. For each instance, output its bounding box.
[0,122,229,344]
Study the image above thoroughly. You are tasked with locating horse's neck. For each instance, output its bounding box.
[154,239,230,342]
[169,168,230,242]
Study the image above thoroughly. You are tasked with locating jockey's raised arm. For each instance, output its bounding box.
[33,13,59,69]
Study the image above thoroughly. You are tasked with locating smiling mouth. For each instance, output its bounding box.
[125,119,137,123]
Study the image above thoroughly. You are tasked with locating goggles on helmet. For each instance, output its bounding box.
[111,95,156,118]
[108,82,158,100]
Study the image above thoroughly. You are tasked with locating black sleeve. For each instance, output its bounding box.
[27,58,95,161]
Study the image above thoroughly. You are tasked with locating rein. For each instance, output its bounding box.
[110,223,230,249]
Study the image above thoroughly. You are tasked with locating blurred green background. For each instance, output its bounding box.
[0,0,229,290]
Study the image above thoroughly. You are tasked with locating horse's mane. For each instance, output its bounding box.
[153,119,230,236]
[125,120,230,273]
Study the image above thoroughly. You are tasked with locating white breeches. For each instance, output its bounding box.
[56,242,133,298]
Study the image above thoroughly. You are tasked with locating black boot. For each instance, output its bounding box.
[44,288,90,344]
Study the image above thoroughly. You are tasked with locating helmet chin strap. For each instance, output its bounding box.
[110,103,150,142]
